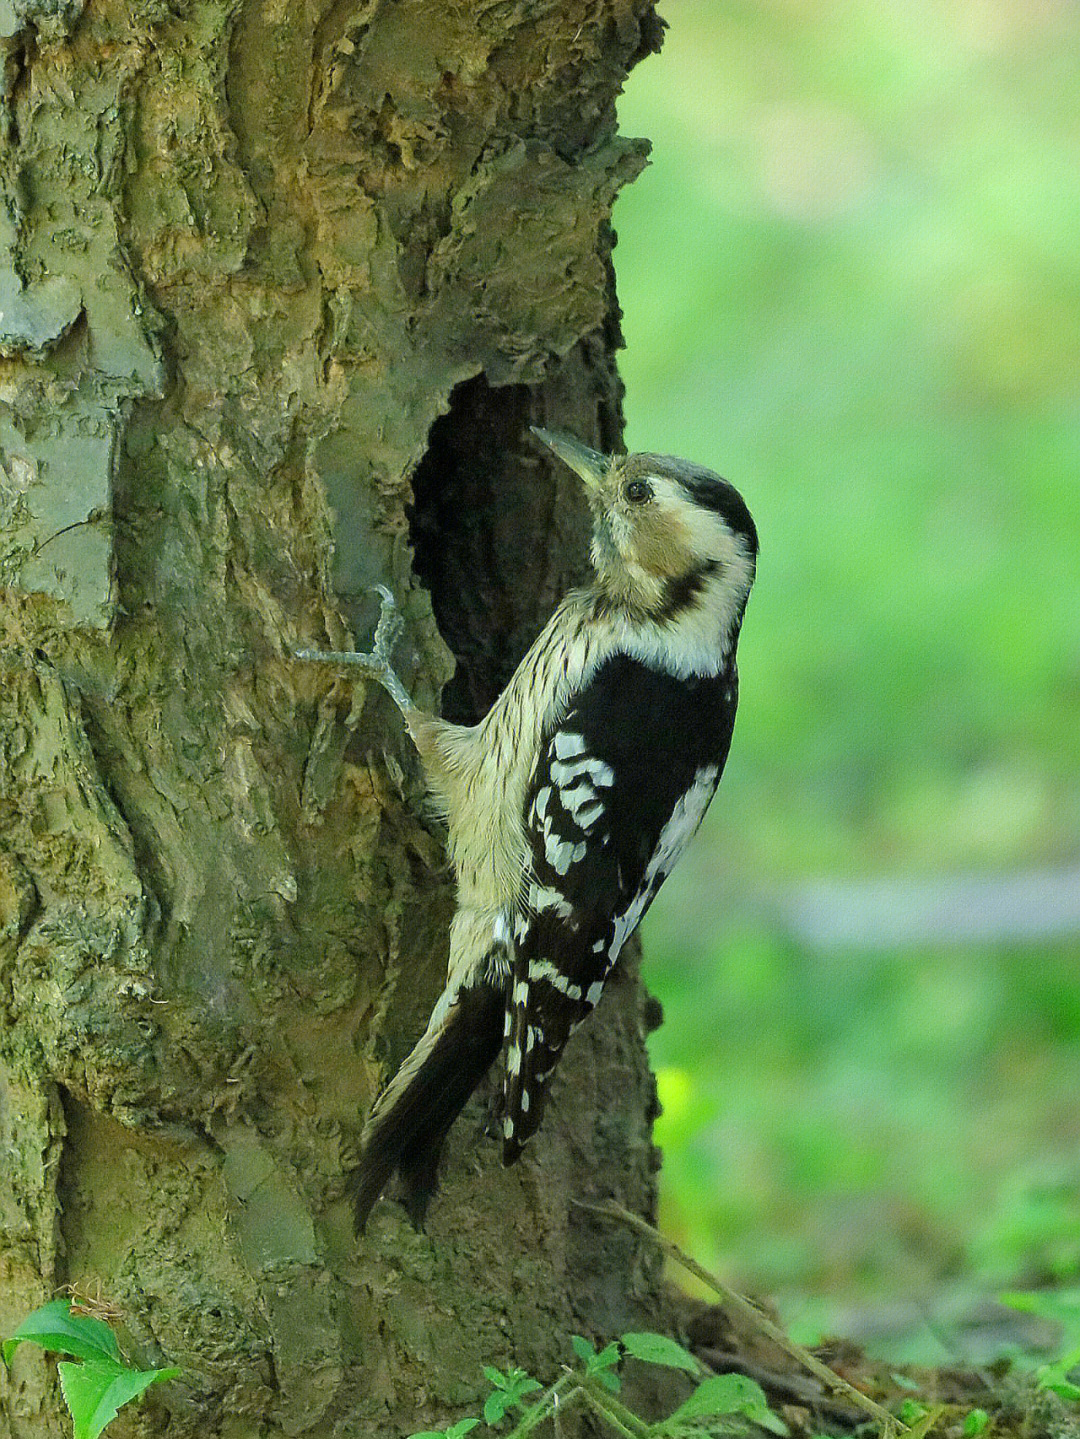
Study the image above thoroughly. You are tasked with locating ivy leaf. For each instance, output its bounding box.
[483,1365,508,1388]
[594,1368,622,1393]
[620,1331,700,1374]
[445,1421,481,1438]
[57,1358,179,1439]
[2,1301,122,1368]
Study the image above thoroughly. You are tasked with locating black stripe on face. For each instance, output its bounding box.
[656,558,720,621]
[628,454,758,558]
[678,473,758,556]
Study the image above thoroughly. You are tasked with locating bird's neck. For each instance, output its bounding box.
[586,559,746,678]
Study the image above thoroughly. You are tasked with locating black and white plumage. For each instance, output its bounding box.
[505,657,739,1160]
[297,427,757,1230]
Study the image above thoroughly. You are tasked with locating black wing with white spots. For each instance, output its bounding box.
[502,653,739,1162]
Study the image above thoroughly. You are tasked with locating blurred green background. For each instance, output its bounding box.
[614,0,1080,1360]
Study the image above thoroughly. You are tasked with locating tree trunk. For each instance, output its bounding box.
[0,2,668,1434]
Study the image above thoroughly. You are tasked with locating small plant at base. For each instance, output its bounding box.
[2,1298,179,1439]
[407,1329,787,1439]
[998,1288,1080,1400]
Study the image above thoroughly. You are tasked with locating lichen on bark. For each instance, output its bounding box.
[0,1,669,1434]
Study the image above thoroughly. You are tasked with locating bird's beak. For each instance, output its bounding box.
[530,426,609,493]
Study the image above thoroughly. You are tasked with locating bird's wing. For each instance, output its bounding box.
[502,652,738,1161]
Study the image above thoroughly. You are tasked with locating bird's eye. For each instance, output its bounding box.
[624,479,652,504]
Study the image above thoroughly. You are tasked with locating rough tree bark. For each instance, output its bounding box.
[0,2,669,1435]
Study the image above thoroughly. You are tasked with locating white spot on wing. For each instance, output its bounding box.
[574,798,605,829]
[513,980,529,1006]
[550,756,615,789]
[586,981,604,1006]
[507,1042,521,1076]
[553,731,587,760]
[530,884,573,918]
[560,779,596,818]
[528,959,584,999]
[608,765,720,963]
[545,830,579,875]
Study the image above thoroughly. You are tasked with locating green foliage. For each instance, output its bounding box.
[481,1368,543,1425]
[2,1300,178,1439]
[998,1290,1080,1399]
[645,926,1080,1351]
[619,1332,700,1374]
[406,1330,785,1439]
[611,0,1080,1353]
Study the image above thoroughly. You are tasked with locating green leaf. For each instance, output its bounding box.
[3,1301,122,1369]
[57,1358,178,1439]
[404,1432,445,1438]
[998,1289,1080,1342]
[593,1343,621,1371]
[1042,1375,1080,1401]
[483,1391,509,1425]
[754,1403,792,1436]
[670,1373,770,1422]
[445,1421,481,1438]
[483,1365,508,1389]
[571,1335,595,1363]
[595,1368,622,1393]
[963,1409,990,1436]
[898,1399,928,1424]
[620,1331,700,1374]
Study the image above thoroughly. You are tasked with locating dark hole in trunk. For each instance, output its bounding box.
[409,374,582,724]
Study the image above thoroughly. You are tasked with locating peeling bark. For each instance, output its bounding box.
[0,2,668,1434]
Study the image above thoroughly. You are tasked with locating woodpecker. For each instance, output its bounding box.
[298,427,757,1230]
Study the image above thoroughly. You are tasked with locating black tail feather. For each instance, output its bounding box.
[349,981,505,1232]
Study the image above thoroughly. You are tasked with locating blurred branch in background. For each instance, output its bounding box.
[612,0,1080,1361]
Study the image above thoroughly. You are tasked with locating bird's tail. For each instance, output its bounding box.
[350,977,506,1231]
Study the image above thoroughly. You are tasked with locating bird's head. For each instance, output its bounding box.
[532,427,757,630]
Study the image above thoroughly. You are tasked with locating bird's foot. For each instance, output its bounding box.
[295,584,414,716]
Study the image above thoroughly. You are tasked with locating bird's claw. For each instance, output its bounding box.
[294,585,414,716]
[369,583,405,667]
